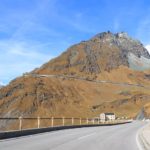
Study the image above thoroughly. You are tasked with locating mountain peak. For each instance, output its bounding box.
[92,31,113,38]
[115,32,128,38]
[93,31,129,39]
[93,31,137,43]
[35,31,150,75]
[91,31,150,59]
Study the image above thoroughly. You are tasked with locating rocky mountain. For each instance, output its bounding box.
[0,31,150,130]
[34,31,150,76]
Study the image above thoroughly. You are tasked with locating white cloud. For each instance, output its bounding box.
[136,15,150,44]
[113,19,120,32]
[0,0,88,84]
[0,81,4,86]
[145,45,150,55]
[0,39,54,84]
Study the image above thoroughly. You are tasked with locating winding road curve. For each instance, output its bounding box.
[0,121,146,150]
[24,74,150,89]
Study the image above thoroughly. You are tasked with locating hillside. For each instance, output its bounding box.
[0,31,150,130]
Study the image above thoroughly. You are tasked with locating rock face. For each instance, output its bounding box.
[94,32,150,59]
[0,31,150,130]
[35,31,150,75]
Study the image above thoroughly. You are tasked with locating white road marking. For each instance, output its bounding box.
[136,122,149,150]
[136,131,144,150]
[77,133,96,140]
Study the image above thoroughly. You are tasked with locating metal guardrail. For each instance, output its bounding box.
[0,117,130,131]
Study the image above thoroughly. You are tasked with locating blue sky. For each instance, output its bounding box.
[0,0,150,85]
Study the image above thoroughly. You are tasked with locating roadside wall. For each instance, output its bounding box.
[0,122,131,140]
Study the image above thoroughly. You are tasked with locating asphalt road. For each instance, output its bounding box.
[0,121,146,150]
[26,74,149,89]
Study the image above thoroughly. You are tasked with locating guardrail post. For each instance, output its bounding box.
[80,118,82,125]
[37,116,40,128]
[93,118,95,124]
[51,117,54,127]
[87,118,88,124]
[72,117,74,125]
[62,117,65,126]
[19,116,22,130]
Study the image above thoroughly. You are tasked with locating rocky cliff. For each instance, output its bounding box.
[34,31,150,76]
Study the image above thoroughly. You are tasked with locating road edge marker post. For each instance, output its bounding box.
[93,118,95,124]
[72,117,74,125]
[51,117,54,127]
[80,118,82,125]
[62,117,65,126]
[37,116,40,128]
[19,116,22,130]
[87,118,88,125]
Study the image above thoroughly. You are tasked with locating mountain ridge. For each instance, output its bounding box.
[33,31,150,77]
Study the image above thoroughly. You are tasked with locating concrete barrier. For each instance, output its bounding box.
[0,121,131,140]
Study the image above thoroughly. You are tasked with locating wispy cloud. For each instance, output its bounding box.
[0,39,54,84]
[0,81,4,86]
[0,0,63,84]
[145,45,150,55]
[0,0,97,84]
[136,15,150,44]
[113,19,120,32]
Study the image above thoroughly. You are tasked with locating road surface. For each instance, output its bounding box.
[24,74,150,89]
[0,121,146,150]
